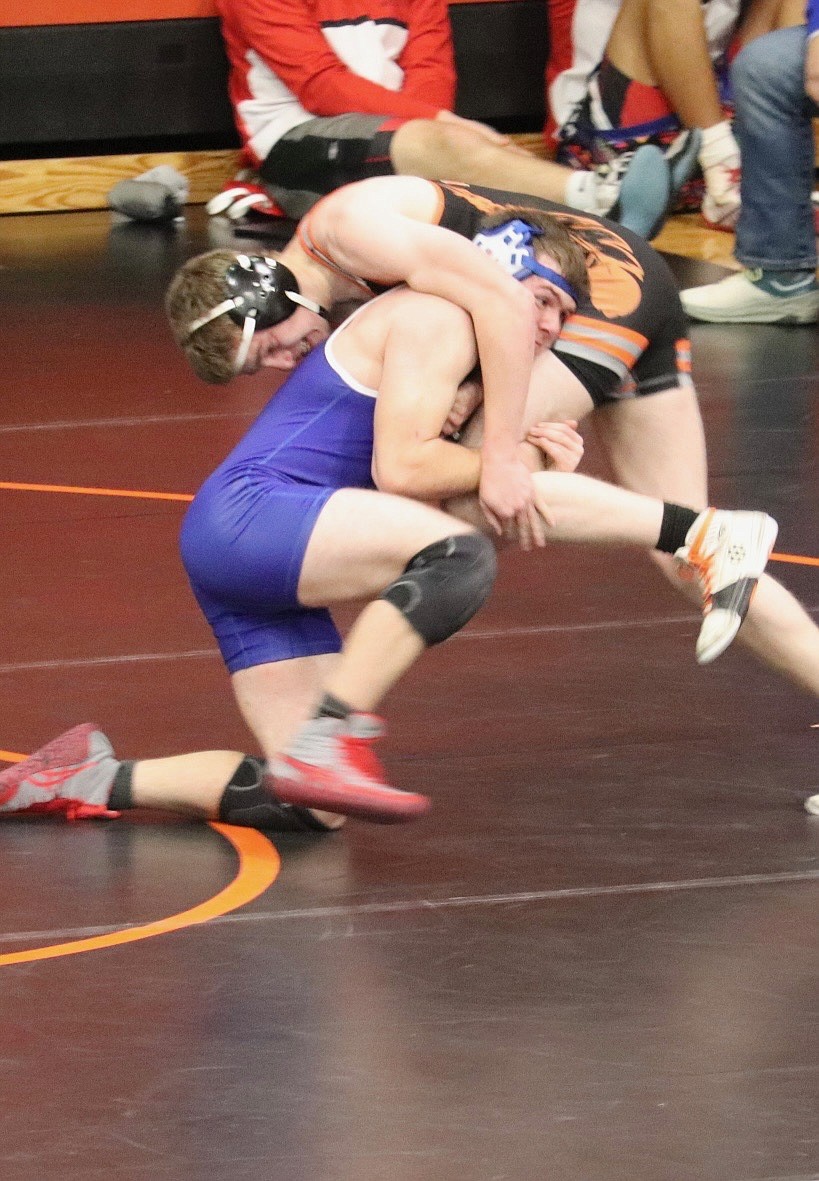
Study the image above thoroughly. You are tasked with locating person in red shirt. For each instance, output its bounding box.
[212,0,671,238]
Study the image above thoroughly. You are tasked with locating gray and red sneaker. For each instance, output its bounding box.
[0,724,120,820]
[270,713,430,824]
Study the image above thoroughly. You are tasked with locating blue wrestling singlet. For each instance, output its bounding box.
[180,339,378,673]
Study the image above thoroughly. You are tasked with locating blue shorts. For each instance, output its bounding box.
[180,473,343,674]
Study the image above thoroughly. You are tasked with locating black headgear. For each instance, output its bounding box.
[184,254,328,372]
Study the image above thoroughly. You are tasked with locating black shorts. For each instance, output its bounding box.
[259,114,405,219]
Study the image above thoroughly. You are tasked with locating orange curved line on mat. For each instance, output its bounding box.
[0,821,279,967]
[0,481,193,502]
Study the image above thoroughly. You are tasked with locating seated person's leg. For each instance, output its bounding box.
[681,25,819,324]
[255,107,672,238]
[559,0,740,222]
[257,113,398,219]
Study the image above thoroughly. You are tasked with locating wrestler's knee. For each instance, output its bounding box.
[381,532,497,644]
[390,118,477,174]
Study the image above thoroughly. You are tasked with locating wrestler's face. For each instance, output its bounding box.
[238,307,330,374]
[522,259,577,352]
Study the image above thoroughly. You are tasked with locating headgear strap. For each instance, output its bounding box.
[184,254,329,373]
[472,220,580,306]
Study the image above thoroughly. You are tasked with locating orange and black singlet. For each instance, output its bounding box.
[432,181,692,406]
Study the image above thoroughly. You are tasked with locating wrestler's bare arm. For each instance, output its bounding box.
[371,294,485,500]
[313,177,543,544]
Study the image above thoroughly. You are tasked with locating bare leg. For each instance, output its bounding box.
[132,751,245,818]
[231,653,338,757]
[390,117,670,234]
[595,387,819,698]
[391,119,576,204]
[127,651,341,824]
[607,0,724,129]
[737,0,806,45]
[458,367,817,693]
[296,487,475,713]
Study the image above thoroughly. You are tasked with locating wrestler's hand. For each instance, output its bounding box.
[526,419,584,473]
[441,378,483,439]
[479,453,545,552]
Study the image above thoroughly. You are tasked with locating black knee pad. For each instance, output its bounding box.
[380,533,497,645]
[219,756,333,832]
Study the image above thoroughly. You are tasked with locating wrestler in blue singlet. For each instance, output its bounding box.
[180,330,378,673]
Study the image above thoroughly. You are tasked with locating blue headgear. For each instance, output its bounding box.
[472,219,580,306]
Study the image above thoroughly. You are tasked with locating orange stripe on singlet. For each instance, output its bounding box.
[559,315,649,368]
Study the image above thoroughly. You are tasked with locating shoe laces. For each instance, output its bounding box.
[596,149,635,184]
[684,546,715,606]
[677,510,718,604]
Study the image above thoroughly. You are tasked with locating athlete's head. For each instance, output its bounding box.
[473,209,589,345]
[165,250,329,383]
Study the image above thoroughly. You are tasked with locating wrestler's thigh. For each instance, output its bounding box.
[458,351,594,451]
[231,653,339,757]
[297,487,473,607]
[592,384,709,508]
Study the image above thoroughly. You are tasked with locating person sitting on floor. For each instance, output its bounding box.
[545,0,806,229]
[211,0,671,239]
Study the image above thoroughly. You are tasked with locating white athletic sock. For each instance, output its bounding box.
[698,120,741,204]
[564,169,599,213]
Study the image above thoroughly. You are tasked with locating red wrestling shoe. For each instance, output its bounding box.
[270,714,431,824]
[0,724,120,820]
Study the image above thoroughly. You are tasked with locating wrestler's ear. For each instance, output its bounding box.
[260,350,297,372]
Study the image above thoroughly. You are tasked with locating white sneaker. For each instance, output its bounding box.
[675,509,779,665]
[681,270,819,324]
[804,794,819,815]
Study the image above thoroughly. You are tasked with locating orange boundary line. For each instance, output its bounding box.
[0,481,193,503]
[770,551,819,568]
[1,482,817,567]
[0,822,279,967]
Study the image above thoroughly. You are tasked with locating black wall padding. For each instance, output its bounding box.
[451,2,547,129]
[0,2,548,154]
[0,19,236,148]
